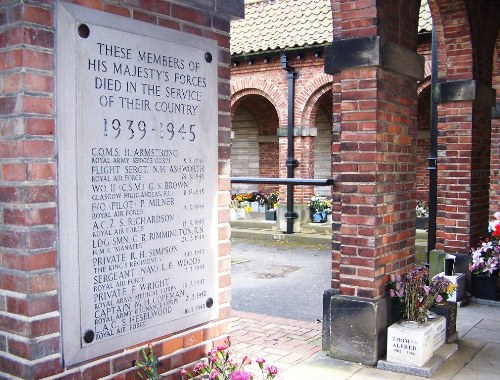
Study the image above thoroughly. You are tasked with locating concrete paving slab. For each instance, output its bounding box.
[451,367,500,380]
[463,326,500,344]
[456,315,481,338]
[283,352,362,380]
[431,343,479,379]
[465,343,500,374]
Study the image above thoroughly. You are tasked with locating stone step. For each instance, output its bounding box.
[231,227,331,245]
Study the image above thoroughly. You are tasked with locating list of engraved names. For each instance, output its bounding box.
[76,25,218,344]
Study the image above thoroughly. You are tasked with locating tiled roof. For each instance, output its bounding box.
[230,0,333,56]
[231,0,433,56]
[418,0,432,33]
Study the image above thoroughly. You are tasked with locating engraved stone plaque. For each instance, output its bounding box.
[57,3,219,365]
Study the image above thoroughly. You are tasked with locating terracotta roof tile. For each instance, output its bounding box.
[231,0,433,56]
[419,0,433,33]
[231,0,333,55]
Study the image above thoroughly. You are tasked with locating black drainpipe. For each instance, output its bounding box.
[427,29,438,262]
[281,53,299,234]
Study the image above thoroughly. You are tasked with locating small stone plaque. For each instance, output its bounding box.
[387,316,445,367]
[431,301,458,339]
[58,3,219,365]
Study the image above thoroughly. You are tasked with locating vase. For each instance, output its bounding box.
[311,211,326,223]
[265,209,276,221]
[416,216,429,229]
[471,275,500,300]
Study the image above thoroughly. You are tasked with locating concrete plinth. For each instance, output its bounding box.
[328,294,389,366]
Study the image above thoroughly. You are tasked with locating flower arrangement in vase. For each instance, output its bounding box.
[388,267,454,324]
[308,194,331,223]
[469,212,500,299]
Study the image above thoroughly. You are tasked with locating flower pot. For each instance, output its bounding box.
[416,216,429,229]
[471,275,500,300]
[311,211,326,223]
[250,201,259,212]
[265,209,276,221]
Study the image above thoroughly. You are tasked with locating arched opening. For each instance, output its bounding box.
[313,91,333,196]
[231,94,279,195]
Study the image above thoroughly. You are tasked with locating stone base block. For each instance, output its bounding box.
[387,316,446,367]
[378,342,458,377]
[329,294,389,366]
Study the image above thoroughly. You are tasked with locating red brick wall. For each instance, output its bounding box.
[490,39,500,214]
[231,52,331,204]
[0,0,236,378]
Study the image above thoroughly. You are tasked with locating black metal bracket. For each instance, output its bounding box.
[284,212,298,219]
[286,159,299,168]
[427,156,437,171]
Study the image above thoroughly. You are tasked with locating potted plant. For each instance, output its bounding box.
[265,191,279,221]
[469,212,500,300]
[308,194,330,223]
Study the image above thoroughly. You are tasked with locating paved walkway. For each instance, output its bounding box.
[230,303,500,379]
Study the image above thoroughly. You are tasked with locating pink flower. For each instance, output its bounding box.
[424,285,430,296]
[241,355,252,365]
[266,365,278,375]
[256,358,265,364]
[181,369,187,376]
[193,362,206,373]
[436,295,443,303]
[230,370,251,380]
[216,345,228,351]
[209,369,220,379]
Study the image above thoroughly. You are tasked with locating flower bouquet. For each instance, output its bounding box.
[469,212,500,299]
[388,267,453,324]
[469,212,500,277]
[308,194,331,223]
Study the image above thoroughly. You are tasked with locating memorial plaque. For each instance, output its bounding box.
[57,3,219,365]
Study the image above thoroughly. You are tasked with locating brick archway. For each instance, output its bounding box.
[230,78,287,126]
[298,74,333,128]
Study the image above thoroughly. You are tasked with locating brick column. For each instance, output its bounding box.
[0,0,243,378]
[435,81,497,251]
[324,0,423,365]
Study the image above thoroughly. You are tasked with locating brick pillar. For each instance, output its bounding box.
[435,82,497,251]
[0,0,243,378]
[324,0,423,365]
[489,39,500,215]
[432,0,500,252]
